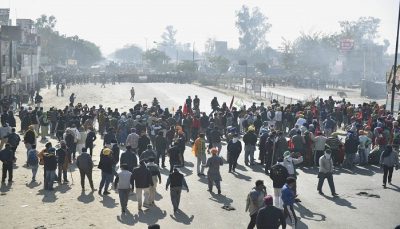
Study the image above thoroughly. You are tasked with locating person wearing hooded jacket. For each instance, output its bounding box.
[43,148,57,190]
[98,148,114,195]
[269,157,289,209]
[243,126,258,166]
[318,149,338,196]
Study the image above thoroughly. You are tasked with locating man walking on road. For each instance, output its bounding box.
[132,161,153,211]
[192,133,207,176]
[203,148,223,194]
[281,177,297,229]
[166,167,189,213]
[76,147,95,191]
[245,180,267,229]
[256,195,286,229]
[318,149,338,196]
[243,126,257,166]
[269,157,289,209]
[146,158,161,206]
[114,163,134,214]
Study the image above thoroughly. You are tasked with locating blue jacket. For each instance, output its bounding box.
[281,184,294,206]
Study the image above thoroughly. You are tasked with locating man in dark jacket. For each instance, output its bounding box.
[227,134,242,172]
[243,126,258,166]
[76,147,95,191]
[154,131,167,167]
[43,148,57,190]
[120,146,137,172]
[256,195,286,229]
[103,128,117,146]
[166,167,189,212]
[132,161,153,211]
[1,144,15,183]
[209,126,222,155]
[138,131,150,157]
[168,142,181,172]
[98,148,114,195]
[56,141,69,183]
[269,158,289,209]
[85,127,96,157]
[343,131,359,169]
[6,128,20,154]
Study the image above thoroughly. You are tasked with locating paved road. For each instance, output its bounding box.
[0,83,398,229]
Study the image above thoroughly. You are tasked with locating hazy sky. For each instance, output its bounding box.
[5,0,398,55]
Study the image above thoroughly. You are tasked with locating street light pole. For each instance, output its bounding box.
[391,0,400,113]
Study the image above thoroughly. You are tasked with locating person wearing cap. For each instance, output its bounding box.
[43,147,57,190]
[76,147,95,191]
[166,166,189,212]
[132,161,153,211]
[146,158,162,206]
[256,195,286,229]
[114,163,135,214]
[227,133,242,173]
[243,125,258,166]
[98,148,114,195]
[318,149,338,196]
[0,144,15,183]
[192,133,207,176]
[245,180,267,229]
[126,128,139,153]
[56,141,70,183]
[203,147,223,194]
[281,177,297,228]
[140,144,156,163]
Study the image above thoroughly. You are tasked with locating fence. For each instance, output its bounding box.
[221,83,302,105]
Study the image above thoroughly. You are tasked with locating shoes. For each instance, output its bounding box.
[207,189,213,192]
[218,189,221,195]
[103,191,111,195]
[98,190,102,195]
[294,198,301,203]
[138,207,143,212]
[389,182,392,185]
[143,204,150,208]
[383,184,387,189]
[318,191,324,195]
[332,193,339,197]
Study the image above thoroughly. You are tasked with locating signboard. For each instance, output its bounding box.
[0,26,22,41]
[340,39,354,52]
[0,8,9,26]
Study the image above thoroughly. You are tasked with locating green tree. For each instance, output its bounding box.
[113,44,143,62]
[143,48,170,71]
[177,60,198,73]
[161,25,177,47]
[235,5,271,53]
[208,56,230,74]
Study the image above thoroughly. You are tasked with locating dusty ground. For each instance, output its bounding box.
[0,82,399,229]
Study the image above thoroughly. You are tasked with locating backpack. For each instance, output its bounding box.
[27,150,38,166]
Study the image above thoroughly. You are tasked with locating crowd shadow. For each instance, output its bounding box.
[387,183,400,192]
[296,218,309,229]
[179,167,193,176]
[323,195,356,209]
[197,176,208,185]
[184,161,194,168]
[249,164,265,173]
[57,184,72,194]
[209,192,233,206]
[155,192,163,201]
[170,210,194,225]
[298,167,319,175]
[37,189,58,203]
[235,164,248,172]
[0,182,12,193]
[100,195,118,208]
[136,206,167,225]
[117,211,139,226]
[77,191,95,204]
[232,171,252,181]
[294,203,326,222]
[25,181,41,189]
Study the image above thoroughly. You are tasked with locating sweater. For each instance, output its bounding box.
[281,184,294,206]
[132,165,153,188]
[115,170,134,190]
[76,152,93,172]
[256,205,286,229]
[380,151,399,167]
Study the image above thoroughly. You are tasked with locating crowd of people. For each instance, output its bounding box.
[0,85,399,228]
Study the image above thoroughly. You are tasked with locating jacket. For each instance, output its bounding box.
[85,130,96,147]
[76,152,93,172]
[166,171,189,189]
[192,137,206,157]
[98,155,114,174]
[281,184,294,206]
[380,151,399,167]
[245,188,266,216]
[125,133,139,149]
[120,150,138,171]
[243,132,257,146]
[256,205,286,229]
[114,170,134,190]
[43,153,57,171]
[270,163,289,188]
[132,165,153,188]
[227,140,242,155]
[319,155,333,173]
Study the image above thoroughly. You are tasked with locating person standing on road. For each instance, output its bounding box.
[227,133,242,173]
[203,148,223,194]
[269,157,289,209]
[281,177,297,229]
[85,127,96,157]
[256,195,286,229]
[166,167,189,213]
[126,128,139,154]
[114,163,134,214]
[147,158,161,205]
[0,144,15,183]
[120,145,138,173]
[43,148,57,191]
[192,133,207,176]
[154,131,167,167]
[98,148,114,195]
[243,126,257,166]
[27,144,39,182]
[245,180,267,229]
[318,149,338,196]
[56,141,70,184]
[168,142,181,173]
[76,147,95,192]
[132,161,153,211]
[380,145,399,189]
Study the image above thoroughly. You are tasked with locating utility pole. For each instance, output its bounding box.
[391,0,400,113]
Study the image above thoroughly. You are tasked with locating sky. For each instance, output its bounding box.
[4,0,399,55]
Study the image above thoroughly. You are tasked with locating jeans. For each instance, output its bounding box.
[156,150,166,166]
[31,165,38,181]
[248,213,257,229]
[170,187,182,211]
[99,172,113,192]
[196,153,206,174]
[358,148,367,165]
[317,173,336,194]
[44,170,56,190]
[136,187,150,208]
[208,178,221,191]
[245,145,255,165]
[118,189,130,212]
[228,152,239,172]
[383,165,394,185]
[79,169,94,190]
[284,204,297,229]
[1,163,13,182]
[58,165,68,182]
[148,176,158,204]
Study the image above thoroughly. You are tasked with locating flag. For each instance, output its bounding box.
[183,103,188,115]
[229,96,235,109]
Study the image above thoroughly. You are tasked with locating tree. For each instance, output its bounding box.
[143,48,170,71]
[113,44,143,62]
[235,5,271,54]
[339,17,381,43]
[279,38,296,71]
[177,60,198,73]
[161,25,177,47]
[208,56,230,74]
